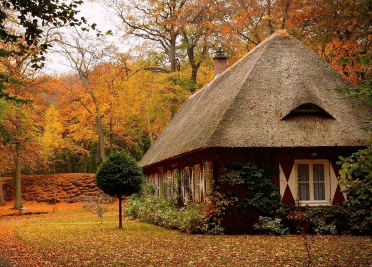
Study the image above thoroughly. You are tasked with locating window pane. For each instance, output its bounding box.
[298,183,310,201]
[298,164,309,182]
[314,183,325,200]
[313,164,325,181]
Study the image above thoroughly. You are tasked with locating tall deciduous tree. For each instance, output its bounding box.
[1,94,46,209]
[179,0,220,84]
[107,0,187,73]
[0,39,47,208]
[42,105,77,174]
[0,101,10,205]
[108,0,227,84]
[54,27,115,166]
[220,0,371,83]
[0,0,94,100]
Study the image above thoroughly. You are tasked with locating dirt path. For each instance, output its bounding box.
[0,218,63,267]
[0,201,85,267]
[0,256,13,267]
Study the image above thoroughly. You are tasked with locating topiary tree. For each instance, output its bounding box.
[96,151,143,228]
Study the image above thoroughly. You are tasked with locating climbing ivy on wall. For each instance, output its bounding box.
[220,161,281,215]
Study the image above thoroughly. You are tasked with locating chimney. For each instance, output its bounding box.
[213,43,228,76]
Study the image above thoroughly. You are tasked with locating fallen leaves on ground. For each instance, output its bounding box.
[1,202,372,266]
[0,201,85,216]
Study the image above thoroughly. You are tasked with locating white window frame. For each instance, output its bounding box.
[190,166,196,202]
[294,159,331,206]
[201,163,207,203]
[194,165,202,202]
[181,167,190,204]
[166,170,173,196]
[154,173,160,197]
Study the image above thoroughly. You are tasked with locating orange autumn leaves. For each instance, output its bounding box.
[1,0,370,177]
[39,62,191,170]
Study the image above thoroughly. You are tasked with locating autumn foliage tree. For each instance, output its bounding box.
[1,0,370,184]
[0,0,95,100]
[96,151,143,229]
[0,83,47,208]
[108,0,186,73]
[0,35,51,208]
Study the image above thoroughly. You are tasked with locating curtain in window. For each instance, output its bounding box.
[313,164,325,200]
[298,164,310,201]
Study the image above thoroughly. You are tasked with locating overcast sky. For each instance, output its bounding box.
[43,0,126,75]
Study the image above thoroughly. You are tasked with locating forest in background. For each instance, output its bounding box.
[0,0,371,177]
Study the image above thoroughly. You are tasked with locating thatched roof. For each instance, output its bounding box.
[140,31,371,167]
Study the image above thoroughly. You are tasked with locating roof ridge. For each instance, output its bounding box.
[206,36,274,146]
[140,32,371,168]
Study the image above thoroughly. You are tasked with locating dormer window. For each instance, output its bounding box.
[283,103,334,120]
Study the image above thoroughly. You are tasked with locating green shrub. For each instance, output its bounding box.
[253,216,289,235]
[279,205,372,235]
[125,194,224,234]
[219,161,281,216]
[337,146,372,208]
[253,204,372,235]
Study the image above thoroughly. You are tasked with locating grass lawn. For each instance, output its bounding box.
[1,202,371,266]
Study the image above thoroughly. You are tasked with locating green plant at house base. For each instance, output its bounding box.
[160,177,179,202]
[96,151,143,229]
[173,169,182,206]
[125,194,224,234]
[277,205,372,235]
[220,161,281,215]
[253,216,289,235]
[142,184,156,196]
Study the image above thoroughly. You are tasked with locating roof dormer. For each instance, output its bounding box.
[282,103,334,120]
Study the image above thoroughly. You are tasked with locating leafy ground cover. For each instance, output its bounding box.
[1,201,372,267]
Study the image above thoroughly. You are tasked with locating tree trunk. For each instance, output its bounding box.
[67,154,73,173]
[14,156,22,209]
[170,36,177,72]
[187,45,198,84]
[97,115,106,163]
[0,175,5,206]
[95,140,100,170]
[109,117,113,156]
[281,0,291,29]
[11,170,15,187]
[118,195,123,229]
[53,154,56,175]
[148,119,154,145]
[266,0,275,35]
[88,90,106,164]
[82,153,88,173]
[191,67,198,85]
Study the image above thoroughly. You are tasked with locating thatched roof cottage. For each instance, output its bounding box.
[140,31,370,223]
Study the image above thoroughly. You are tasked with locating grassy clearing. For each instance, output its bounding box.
[12,209,372,267]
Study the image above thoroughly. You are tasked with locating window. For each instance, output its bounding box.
[180,168,191,203]
[149,174,154,188]
[165,170,173,197]
[282,103,334,120]
[200,164,207,202]
[295,160,330,205]
[154,173,160,196]
[190,167,196,201]
[194,165,203,202]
